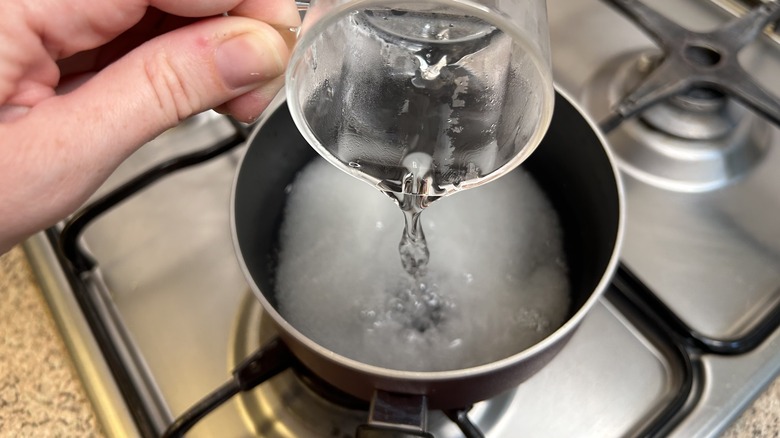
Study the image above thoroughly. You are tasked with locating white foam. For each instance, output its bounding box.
[274,159,570,371]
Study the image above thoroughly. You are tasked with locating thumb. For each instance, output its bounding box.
[40,15,287,166]
[2,16,288,247]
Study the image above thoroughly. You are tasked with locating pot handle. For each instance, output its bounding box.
[355,390,434,438]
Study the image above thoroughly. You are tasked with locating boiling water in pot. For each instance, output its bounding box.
[274,159,570,371]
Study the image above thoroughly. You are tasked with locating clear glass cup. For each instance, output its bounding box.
[286,0,554,198]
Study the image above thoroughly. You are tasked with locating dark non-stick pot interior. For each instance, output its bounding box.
[234,92,620,336]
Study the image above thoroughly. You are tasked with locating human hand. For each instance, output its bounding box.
[0,0,300,253]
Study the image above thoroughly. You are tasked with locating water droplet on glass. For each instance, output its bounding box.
[416,54,448,82]
[348,161,361,168]
[323,79,333,98]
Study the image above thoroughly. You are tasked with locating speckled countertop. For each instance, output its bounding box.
[0,244,779,437]
[0,247,102,437]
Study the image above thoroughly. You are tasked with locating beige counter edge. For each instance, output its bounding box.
[22,235,139,438]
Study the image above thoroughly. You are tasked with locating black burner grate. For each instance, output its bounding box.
[599,0,780,133]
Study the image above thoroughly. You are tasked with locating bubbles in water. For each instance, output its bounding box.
[274,159,570,371]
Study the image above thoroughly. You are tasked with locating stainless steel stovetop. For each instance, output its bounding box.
[23,0,780,436]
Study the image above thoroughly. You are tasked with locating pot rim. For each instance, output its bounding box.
[230,86,625,382]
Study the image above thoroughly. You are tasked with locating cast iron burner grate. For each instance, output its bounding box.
[598,0,780,133]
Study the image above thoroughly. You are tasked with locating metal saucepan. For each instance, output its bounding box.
[231,89,623,426]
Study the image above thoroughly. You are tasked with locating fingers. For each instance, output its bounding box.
[20,0,300,59]
[57,11,200,77]
[56,14,288,157]
[0,15,289,244]
[215,75,285,121]
[227,0,301,31]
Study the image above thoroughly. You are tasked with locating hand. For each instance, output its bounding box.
[0,0,300,253]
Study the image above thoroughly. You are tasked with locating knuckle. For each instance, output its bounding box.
[142,51,202,122]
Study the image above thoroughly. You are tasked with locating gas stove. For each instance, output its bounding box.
[23,0,780,436]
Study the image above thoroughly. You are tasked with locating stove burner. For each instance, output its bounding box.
[292,363,370,411]
[582,0,780,192]
[639,78,735,140]
[229,292,514,437]
[599,0,780,132]
[583,50,773,192]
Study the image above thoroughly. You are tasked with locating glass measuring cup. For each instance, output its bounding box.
[286,0,554,198]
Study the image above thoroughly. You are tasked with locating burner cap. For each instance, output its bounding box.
[582,51,772,192]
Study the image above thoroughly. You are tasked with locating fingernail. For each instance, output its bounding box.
[216,32,285,90]
[0,105,30,122]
